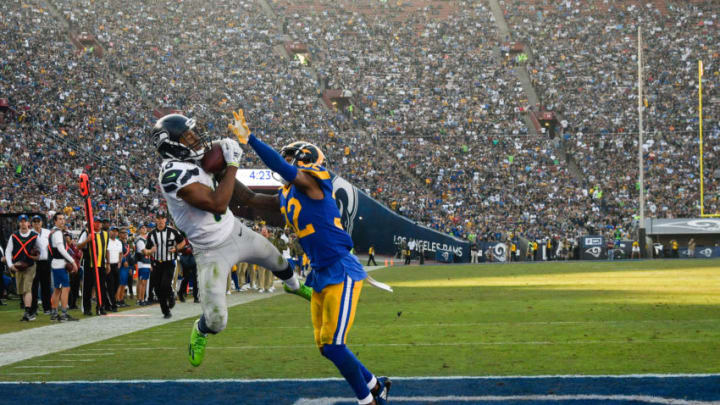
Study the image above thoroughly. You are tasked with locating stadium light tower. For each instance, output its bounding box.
[637,27,647,257]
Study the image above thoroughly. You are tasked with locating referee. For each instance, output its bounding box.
[145,212,185,318]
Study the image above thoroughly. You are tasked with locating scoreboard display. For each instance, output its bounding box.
[236,169,282,188]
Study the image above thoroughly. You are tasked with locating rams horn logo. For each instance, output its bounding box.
[700,248,712,258]
[493,243,508,262]
[585,246,602,258]
[331,175,358,236]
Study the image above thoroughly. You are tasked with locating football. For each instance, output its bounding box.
[200,144,226,174]
[65,261,77,272]
[14,261,31,271]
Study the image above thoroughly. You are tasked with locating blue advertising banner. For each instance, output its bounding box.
[613,240,635,259]
[679,247,720,258]
[580,235,606,260]
[331,175,470,262]
[479,242,509,262]
[435,249,454,263]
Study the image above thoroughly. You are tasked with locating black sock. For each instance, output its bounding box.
[271,264,294,281]
[198,315,217,335]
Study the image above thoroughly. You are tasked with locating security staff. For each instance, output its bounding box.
[30,215,52,316]
[367,244,377,266]
[5,214,39,321]
[145,212,185,318]
[78,219,109,316]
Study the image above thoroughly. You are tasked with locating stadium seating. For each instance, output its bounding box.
[1,0,718,246]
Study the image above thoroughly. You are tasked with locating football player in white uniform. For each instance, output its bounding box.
[150,113,311,367]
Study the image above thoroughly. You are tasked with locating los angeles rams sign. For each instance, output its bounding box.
[330,173,470,261]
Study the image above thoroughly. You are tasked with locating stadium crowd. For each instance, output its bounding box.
[503,0,720,221]
[1,0,718,255]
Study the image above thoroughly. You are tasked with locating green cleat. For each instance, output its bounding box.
[188,319,208,367]
[284,283,313,301]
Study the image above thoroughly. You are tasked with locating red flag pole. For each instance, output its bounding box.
[79,173,103,309]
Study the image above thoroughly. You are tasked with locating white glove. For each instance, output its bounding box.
[221,139,243,167]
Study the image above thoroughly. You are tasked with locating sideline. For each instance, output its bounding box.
[0,265,385,368]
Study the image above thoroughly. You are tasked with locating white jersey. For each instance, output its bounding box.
[35,228,51,261]
[107,239,123,264]
[159,160,233,249]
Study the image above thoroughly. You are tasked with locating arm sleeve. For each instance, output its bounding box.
[53,232,74,263]
[248,134,298,183]
[145,233,155,250]
[173,230,185,247]
[4,238,13,268]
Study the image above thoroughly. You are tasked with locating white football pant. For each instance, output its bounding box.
[193,217,287,333]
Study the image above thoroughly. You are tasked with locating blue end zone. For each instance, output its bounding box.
[3,375,720,404]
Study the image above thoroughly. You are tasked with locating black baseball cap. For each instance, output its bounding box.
[31,215,42,222]
[155,211,167,218]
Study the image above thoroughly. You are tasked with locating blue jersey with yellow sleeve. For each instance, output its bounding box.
[278,163,353,270]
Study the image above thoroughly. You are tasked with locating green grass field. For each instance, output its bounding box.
[2,259,720,381]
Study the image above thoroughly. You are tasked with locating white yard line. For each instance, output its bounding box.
[58,353,115,357]
[1,374,719,384]
[14,366,75,369]
[0,266,387,368]
[57,338,719,352]
[293,395,718,405]
[2,372,50,376]
[138,318,720,333]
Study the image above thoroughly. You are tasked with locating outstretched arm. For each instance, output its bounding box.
[229,108,322,199]
[247,134,323,199]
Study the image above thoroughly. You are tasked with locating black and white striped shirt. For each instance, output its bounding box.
[146,226,183,263]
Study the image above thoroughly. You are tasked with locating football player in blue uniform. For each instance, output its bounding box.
[228,110,391,405]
